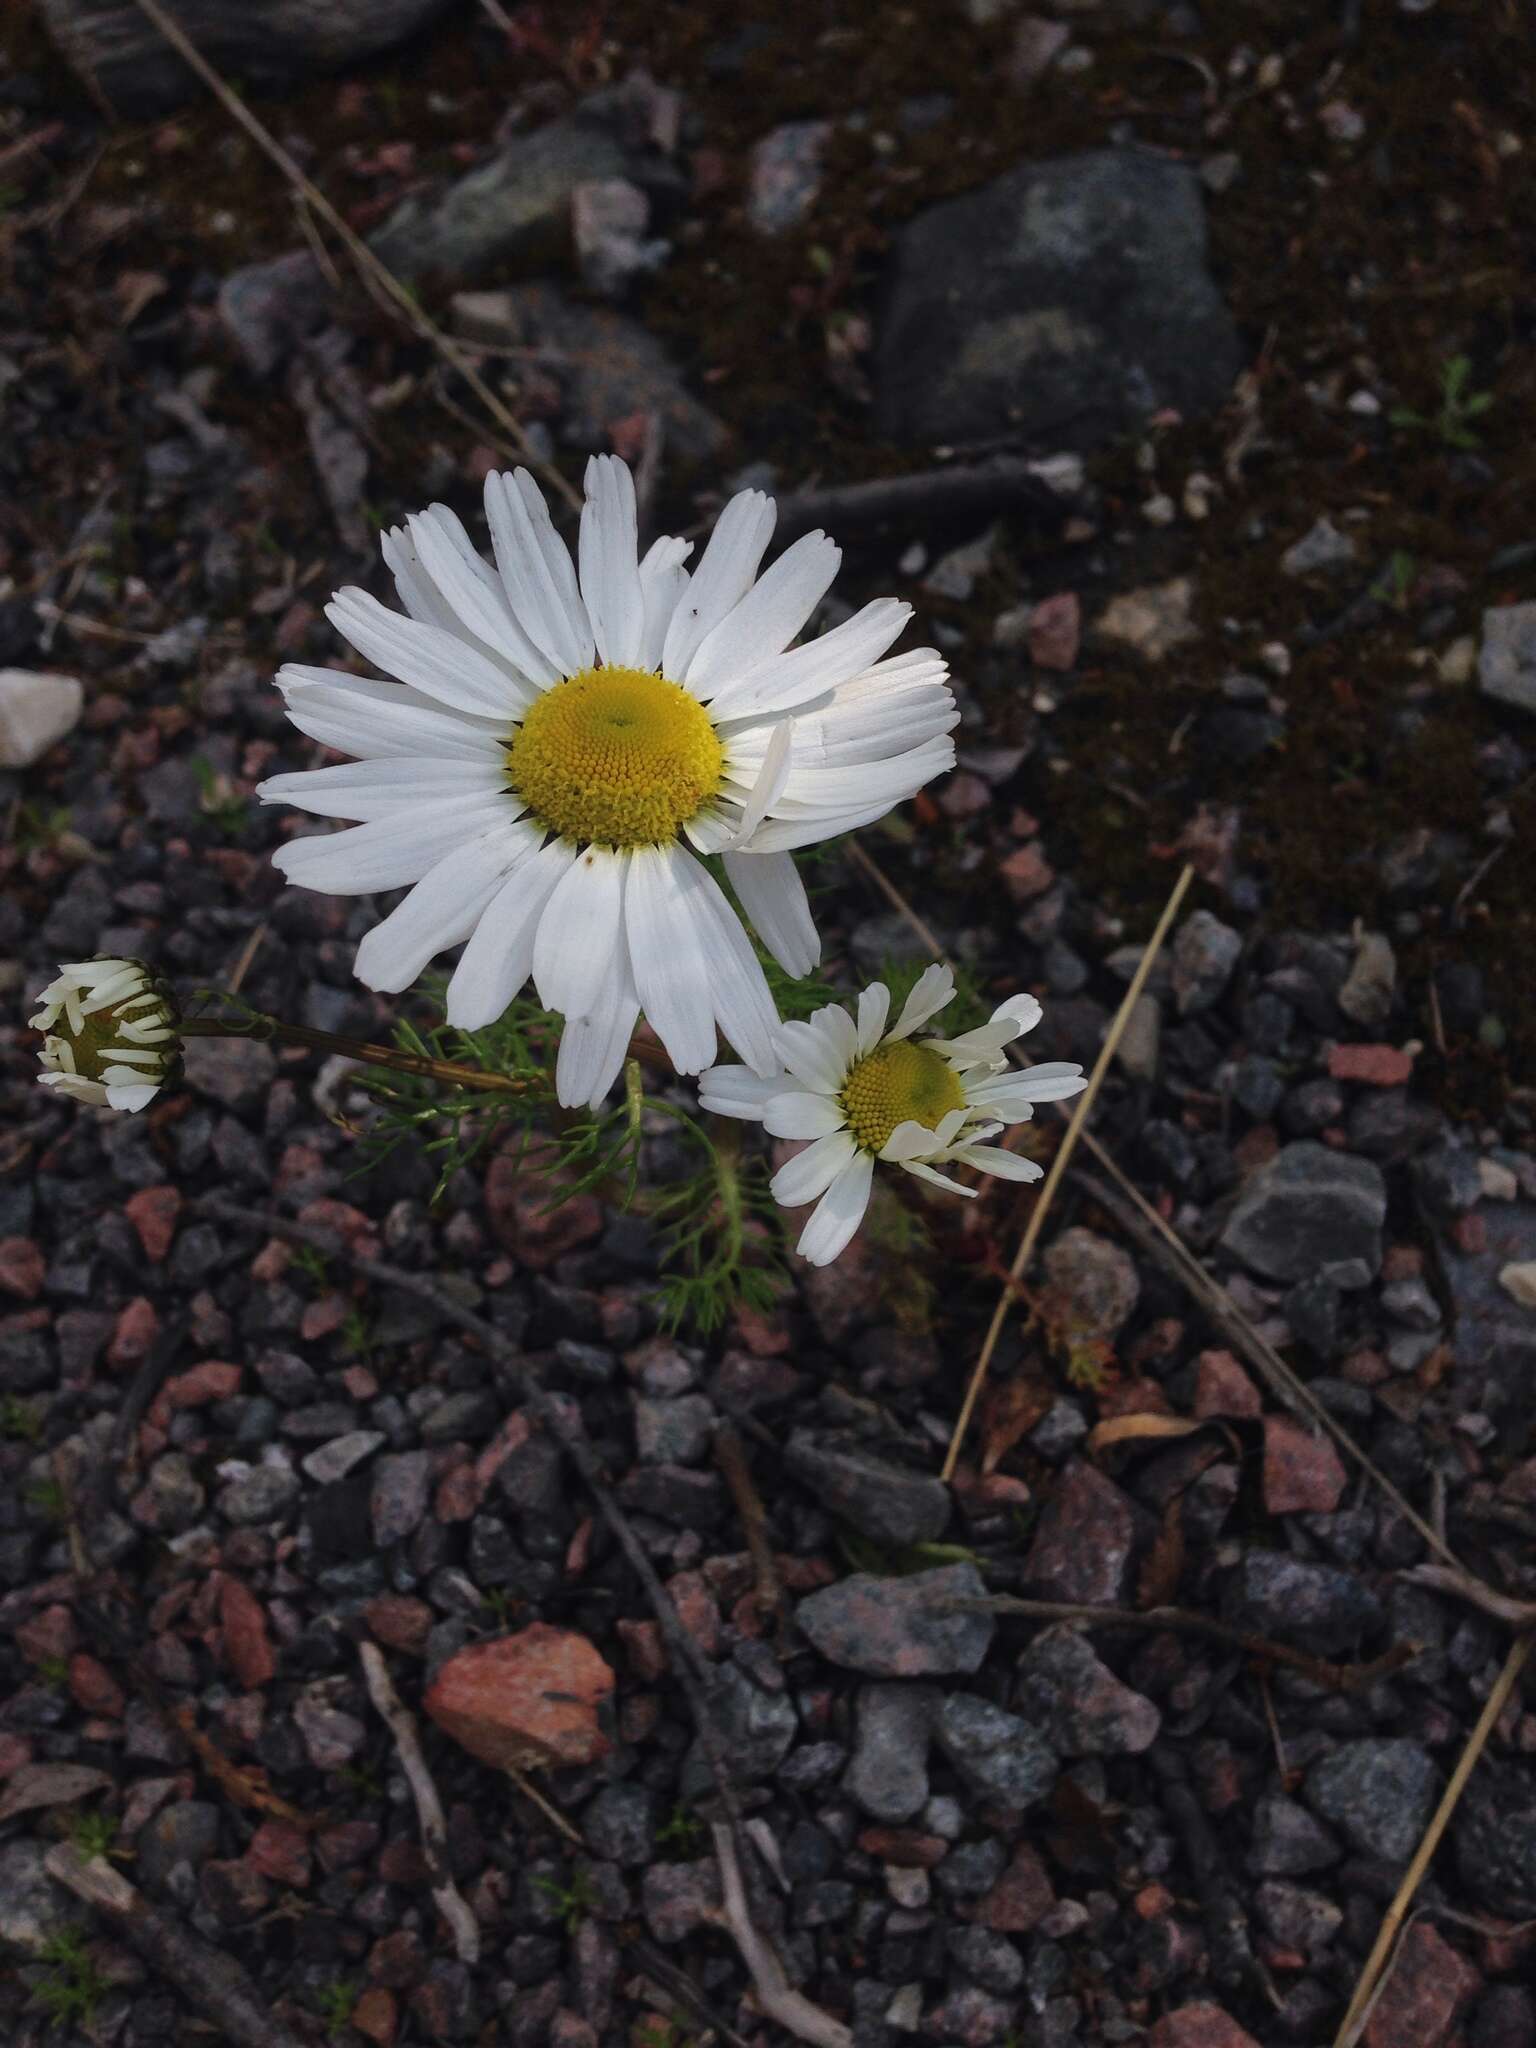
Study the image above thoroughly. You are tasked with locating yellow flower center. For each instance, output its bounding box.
[839,1039,966,1155]
[506,665,725,849]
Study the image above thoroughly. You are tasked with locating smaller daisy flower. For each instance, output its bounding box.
[30,959,181,1113]
[698,964,1088,1266]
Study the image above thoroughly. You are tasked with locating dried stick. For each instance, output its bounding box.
[941,863,1195,1479]
[941,1595,1417,1693]
[771,456,1078,545]
[44,1846,306,2048]
[1401,1563,1536,1631]
[714,1422,789,1649]
[127,0,581,512]
[1333,1631,1534,2048]
[709,1824,854,2048]
[358,1641,480,1964]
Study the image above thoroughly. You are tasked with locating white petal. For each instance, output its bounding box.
[407,506,558,685]
[808,999,859,1072]
[722,849,820,979]
[794,1152,875,1265]
[636,536,693,670]
[856,982,891,1055]
[955,1143,1044,1182]
[555,942,639,1111]
[681,808,737,856]
[685,531,841,695]
[661,489,776,678]
[770,1129,858,1208]
[257,758,511,822]
[992,993,1043,1037]
[880,1119,942,1163]
[772,1017,849,1095]
[104,1081,160,1113]
[273,797,516,894]
[726,720,793,850]
[899,1159,977,1198]
[327,588,532,719]
[276,668,507,763]
[708,597,911,721]
[446,837,575,1028]
[578,455,646,668]
[969,1063,1086,1106]
[532,846,629,1020]
[890,963,955,1040]
[354,823,541,993]
[696,1065,783,1121]
[483,467,594,676]
[624,843,720,1076]
[686,857,781,1075]
[762,1091,845,1141]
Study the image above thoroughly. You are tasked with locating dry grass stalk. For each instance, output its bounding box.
[128,0,581,512]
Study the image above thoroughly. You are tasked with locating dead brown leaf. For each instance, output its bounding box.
[169,1705,318,1831]
[1136,1498,1187,1611]
[0,1762,114,1825]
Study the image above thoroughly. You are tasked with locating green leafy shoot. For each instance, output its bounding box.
[30,1927,109,2031]
[655,1802,706,1858]
[64,1808,121,1862]
[642,1102,785,1336]
[0,1394,44,1443]
[1390,354,1495,451]
[316,1978,360,2036]
[533,1865,596,1935]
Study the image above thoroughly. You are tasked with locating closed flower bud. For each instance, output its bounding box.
[30,958,181,1113]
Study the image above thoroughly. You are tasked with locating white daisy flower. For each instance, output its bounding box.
[698,964,1088,1266]
[257,457,957,1109]
[31,958,181,1113]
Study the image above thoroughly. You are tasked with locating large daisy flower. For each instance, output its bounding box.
[698,965,1088,1266]
[258,458,957,1108]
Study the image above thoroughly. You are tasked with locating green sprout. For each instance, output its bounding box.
[30,1927,109,2031]
[655,1803,705,1859]
[34,1654,71,1691]
[1390,354,1494,451]
[64,1809,121,1861]
[316,1979,360,2036]
[533,1865,596,1936]
[289,1242,331,1288]
[0,1394,44,1442]
[25,1475,68,1524]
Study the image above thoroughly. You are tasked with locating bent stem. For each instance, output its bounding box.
[180,1013,539,1097]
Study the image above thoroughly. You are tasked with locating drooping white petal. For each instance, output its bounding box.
[354,822,542,993]
[446,837,575,1029]
[327,588,533,719]
[968,1063,1087,1108]
[685,855,782,1076]
[661,489,776,679]
[636,535,693,670]
[856,982,891,1055]
[554,938,640,1111]
[708,597,912,722]
[272,798,516,894]
[104,1080,160,1112]
[889,963,956,1040]
[685,531,841,696]
[407,506,559,685]
[578,454,646,668]
[953,1143,1044,1182]
[762,1090,845,1140]
[483,467,594,676]
[697,1064,783,1121]
[899,1158,977,1198]
[532,846,629,1021]
[257,758,511,822]
[807,998,859,1073]
[773,1016,850,1096]
[770,1128,858,1208]
[624,843,720,1076]
[879,1118,942,1163]
[726,721,792,848]
[992,993,1043,1037]
[721,849,819,979]
[794,1152,876,1266]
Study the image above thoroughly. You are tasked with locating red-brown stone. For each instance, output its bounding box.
[1328,1042,1414,1087]
[1194,1348,1263,1420]
[0,1237,45,1301]
[1363,1922,1479,2048]
[124,1186,182,1263]
[424,1624,614,1771]
[969,1842,1055,1933]
[1148,2005,1262,2048]
[219,1574,276,1689]
[247,1819,312,1887]
[1263,1416,1348,1515]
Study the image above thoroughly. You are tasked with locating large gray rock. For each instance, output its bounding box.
[796,1564,994,1678]
[0,1841,75,1959]
[785,1433,951,1549]
[370,117,636,287]
[932,1694,1058,1809]
[875,148,1241,450]
[844,1682,938,1823]
[1306,1740,1437,1865]
[39,0,454,117]
[1220,1140,1387,1283]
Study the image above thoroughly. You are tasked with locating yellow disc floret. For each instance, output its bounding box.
[507,664,724,849]
[839,1039,966,1155]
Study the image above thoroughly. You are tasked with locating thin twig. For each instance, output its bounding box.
[709,1824,854,2048]
[769,456,1080,546]
[941,1595,1418,1692]
[44,1847,306,2048]
[1333,1631,1534,2048]
[714,1423,788,1650]
[127,0,580,513]
[1401,1563,1536,1632]
[941,863,1195,1479]
[358,1641,480,1964]
[508,1764,585,1846]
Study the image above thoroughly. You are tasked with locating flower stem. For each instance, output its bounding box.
[180,1015,535,1097]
